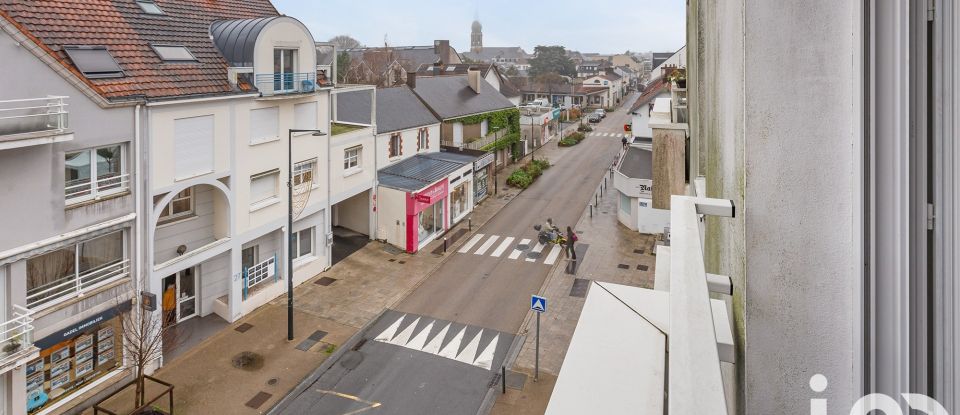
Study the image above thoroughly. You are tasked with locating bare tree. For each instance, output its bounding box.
[329,35,362,50]
[118,298,184,410]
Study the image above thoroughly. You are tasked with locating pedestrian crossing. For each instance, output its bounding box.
[587,132,631,138]
[457,234,566,265]
[373,313,502,370]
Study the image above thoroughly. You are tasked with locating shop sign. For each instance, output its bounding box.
[474,153,495,171]
[35,300,131,350]
[410,179,448,214]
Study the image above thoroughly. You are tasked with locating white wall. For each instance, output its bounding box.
[199,251,230,318]
[154,185,218,265]
[635,198,669,234]
[330,127,376,204]
[375,124,440,168]
[334,190,370,234]
[375,186,407,249]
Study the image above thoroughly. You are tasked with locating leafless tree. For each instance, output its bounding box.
[329,35,362,50]
[118,298,185,410]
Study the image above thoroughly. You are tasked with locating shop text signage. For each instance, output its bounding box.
[474,153,495,171]
[35,300,131,350]
[409,179,449,214]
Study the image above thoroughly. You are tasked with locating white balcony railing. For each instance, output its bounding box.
[243,255,277,299]
[0,305,37,374]
[26,259,131,310]
[65,172,130,203]
[255,73,317,97]
[0,96,69,138]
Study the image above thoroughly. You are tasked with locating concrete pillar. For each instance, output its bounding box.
[228,247,242,321]
[651,127,686,210]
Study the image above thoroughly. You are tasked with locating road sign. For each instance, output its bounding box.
[531,295,547,313]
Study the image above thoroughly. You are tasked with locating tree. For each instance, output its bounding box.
[119,299,183,411]
[336,51,351,83]
[528,46,576,78]
[504,66,519,76]
[329,35,362,50]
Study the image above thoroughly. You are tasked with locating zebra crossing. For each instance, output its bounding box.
[373,313,503,370]
[587,132,630,138]
[458,233,565,265]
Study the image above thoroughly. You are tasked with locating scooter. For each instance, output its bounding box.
[534,224,567,246]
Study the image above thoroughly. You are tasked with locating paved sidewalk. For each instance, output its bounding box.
[491,164,659,415]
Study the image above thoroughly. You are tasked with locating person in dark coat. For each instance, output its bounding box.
[565,226,578,260]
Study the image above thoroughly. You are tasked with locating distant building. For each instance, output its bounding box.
[471,20,483,53]
[342,40,462,87]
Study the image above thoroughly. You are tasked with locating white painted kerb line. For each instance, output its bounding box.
[458,233,485,253]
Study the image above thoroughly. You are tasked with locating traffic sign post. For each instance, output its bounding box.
[531,295,547,382]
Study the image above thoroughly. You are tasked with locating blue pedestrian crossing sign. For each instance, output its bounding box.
[531,295,547,313]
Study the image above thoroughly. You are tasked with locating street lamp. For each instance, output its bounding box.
[287,128,326,341]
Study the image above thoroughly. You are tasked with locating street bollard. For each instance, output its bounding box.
[443,237,447,253]
[595,194,598,207]
[501,366,507,394]
[590,204,593,218]
[469,218,472,231]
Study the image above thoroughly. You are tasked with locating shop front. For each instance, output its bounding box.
[473,152,494,203]
[406,179,448,252]
[25,301,130,413]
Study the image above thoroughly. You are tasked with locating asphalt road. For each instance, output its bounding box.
[274,94,638,415]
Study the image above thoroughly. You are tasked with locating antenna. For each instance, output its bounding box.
[474,0,479,21]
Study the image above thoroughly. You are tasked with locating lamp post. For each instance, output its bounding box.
[287,128,326,341]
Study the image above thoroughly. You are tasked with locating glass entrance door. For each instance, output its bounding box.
[162,268,197,325]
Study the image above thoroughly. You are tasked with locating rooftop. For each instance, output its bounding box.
[618,146,653,180]
[336,86,440,134]
[378,152,474,191]
[410,75,514,120]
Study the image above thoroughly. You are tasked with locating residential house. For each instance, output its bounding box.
[627,76,671,139]
[582,72,624,107]
[649,46,686,83]
[342,40,461,87]
[609,53,643,72]
[576,60,604,78]
[408,71,517,204]
[461,46,530,71]
[415,63,523,106]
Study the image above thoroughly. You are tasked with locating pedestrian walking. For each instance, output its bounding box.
[565,226,578,261]
[621,136,628,149]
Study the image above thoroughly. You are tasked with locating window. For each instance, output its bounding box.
[620,192,631,213]
[26,231,126,309]
[344,146,361,170]
[250,107,279,144]
[136,0,164,14]
[63,46,123,79]
[156,187,194,224]
[418,128,429,151]
[294,159,316,186]
[250,170,279,205]
[241,246,258,270]
[388,133,401,158]
[294,102,317,130]
[65,145,126,203]
[293,227,314,259]
[174,115,214,179]
[274,49,298,91]
[151,45,197,62]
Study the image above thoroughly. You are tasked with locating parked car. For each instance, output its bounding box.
[588,114,601,123]
[594,109,606,119]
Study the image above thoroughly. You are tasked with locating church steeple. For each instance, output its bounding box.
[470,15,482,53]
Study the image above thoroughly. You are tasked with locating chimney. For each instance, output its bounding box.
[433,61,442,76]
[406,71,417,89]
[434,40,451,63]
[468,68,481,94]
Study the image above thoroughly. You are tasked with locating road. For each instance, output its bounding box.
[274,94,637,415]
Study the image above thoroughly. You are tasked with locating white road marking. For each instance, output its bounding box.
[473,235,500,255]
[508,238,531,259]
[437,326,466,359]
[473,334,499,370]
[490,237,515,257]
[405,321,433,350]
[525,242,546,262]
[543,244,563,265]
[458,233,485,253]
[389,317,420,346]
[374,316,403,342]
[421,323,450,355]
[455,330,482,365]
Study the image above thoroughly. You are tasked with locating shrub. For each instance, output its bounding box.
[524,162,543,178]
[568,132,585,142]
[578,125,593,132]
[558,138,578,147]
[506,169,533,188]
[531,158,551,170]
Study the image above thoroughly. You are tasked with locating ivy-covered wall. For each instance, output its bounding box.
[447,107,521,152]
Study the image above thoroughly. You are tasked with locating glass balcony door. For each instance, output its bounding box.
[273,49,298,92]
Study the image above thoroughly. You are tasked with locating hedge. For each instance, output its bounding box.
[506,158,552,189]
[559,132,587,147]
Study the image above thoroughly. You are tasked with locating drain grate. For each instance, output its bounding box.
[505,370,528,390]
[569,278,590,298]
[351,338,368,351]
[617,264,630,269]
[314,277,337,286]
[309,330,328,342]
[234,323,253,333]
[633,249,645,254]
[296,330,328,352]
[637,264,649,271]
[245,391,272,409]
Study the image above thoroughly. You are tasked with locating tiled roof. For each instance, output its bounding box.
[378,153,470,191]
[411,75,515,120]
[461,47,528,62]
[0,0,278,101]
[629,77,669,113]
[337,86,440,134]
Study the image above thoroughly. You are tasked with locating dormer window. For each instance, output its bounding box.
[152,45,198,62]
[63,46,124,79]
[136,0,164,15]
[274,49,298,92]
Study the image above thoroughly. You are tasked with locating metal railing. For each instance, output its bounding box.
[26,259,130,310]
[65,173,130,203]
[0,305,34,368]
[441,129,508,151]
[243,255,277,299]
[0,96,69,137]
[255,73,317,96]
[666,194,735,414]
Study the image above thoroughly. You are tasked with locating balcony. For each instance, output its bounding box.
[26,259,131,310]
[0,305,39,375]
[255,72,318,97]
[0,96,72,150]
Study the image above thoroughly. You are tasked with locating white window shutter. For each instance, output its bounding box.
[250,172,278,203]
[251,107,279,142]
[174,115,214,179]
[294,102,318,130]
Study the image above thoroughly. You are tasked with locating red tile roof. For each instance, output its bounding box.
[0,0,278,101]
[629,77,668,113]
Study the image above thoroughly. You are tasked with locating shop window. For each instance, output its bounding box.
[156,187,194,225]
[620,192,631,213]
[418,202,443,246]
[65,144,126,204]
[344,146,362,171]
[450,182,470,222]
[26,231,127,310]
[388,133,401,158]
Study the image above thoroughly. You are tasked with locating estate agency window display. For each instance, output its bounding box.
[25,312,124,412]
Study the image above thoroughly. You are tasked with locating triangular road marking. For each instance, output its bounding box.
[405,321,433,350]
[455,330,482,365]
[421,323,450,355]
[388,317,420,346]
[473,334,499,370]
[373,315,404,342]
[437,326,466,359]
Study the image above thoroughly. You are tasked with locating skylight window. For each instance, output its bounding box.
[136,0,164,14]
[152,45,198,62]
[63,46,124,79]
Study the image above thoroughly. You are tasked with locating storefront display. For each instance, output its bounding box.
[450,182,469,223]
[26,305,126,413]
[405,179,448,252]
[473,153,494,202]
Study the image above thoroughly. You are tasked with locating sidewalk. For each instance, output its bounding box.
[491,166,658,415]
[88,142,576,415]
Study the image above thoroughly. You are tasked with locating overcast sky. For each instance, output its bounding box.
[272,0,686,54]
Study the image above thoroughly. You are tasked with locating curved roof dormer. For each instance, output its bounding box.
[210,16,316,69]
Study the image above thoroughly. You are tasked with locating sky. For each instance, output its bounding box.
[272,0,686,55]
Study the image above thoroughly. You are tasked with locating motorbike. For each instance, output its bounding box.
[534,224,567,246]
